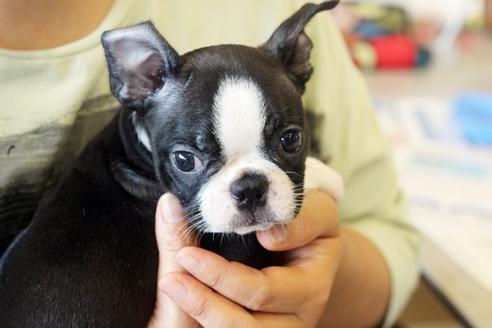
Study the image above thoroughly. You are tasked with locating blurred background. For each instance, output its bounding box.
[332,1,492,327]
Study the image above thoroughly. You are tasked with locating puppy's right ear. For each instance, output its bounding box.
[261,1,339,93]
[102,22,180,112]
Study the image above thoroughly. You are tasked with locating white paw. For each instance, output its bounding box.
[304,157,344,202]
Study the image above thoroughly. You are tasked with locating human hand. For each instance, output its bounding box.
[147,193,200,328]
[155,190,341,328]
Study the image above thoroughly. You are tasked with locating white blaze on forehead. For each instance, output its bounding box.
[213,77,266,159]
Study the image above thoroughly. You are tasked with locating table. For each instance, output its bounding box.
[364,34,492,328]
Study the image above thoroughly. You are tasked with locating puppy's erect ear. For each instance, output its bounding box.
[262,1,339,93]
[101,22,180,111]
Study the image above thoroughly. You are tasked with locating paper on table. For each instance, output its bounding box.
[374,96,492,292]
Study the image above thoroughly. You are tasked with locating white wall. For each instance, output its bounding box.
[351,0,483,20]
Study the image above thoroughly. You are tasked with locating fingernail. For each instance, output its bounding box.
[266,224,288,243]
[177,253,200,274]
[161,193,184,223]
[162,279,188,301]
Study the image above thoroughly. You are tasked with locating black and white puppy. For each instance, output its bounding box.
[0,2,342,327]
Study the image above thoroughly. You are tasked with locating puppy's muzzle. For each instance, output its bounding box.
[230,173,269,214]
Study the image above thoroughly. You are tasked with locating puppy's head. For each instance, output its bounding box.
[102,1,338,234]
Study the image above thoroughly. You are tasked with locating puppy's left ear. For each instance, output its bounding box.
[102,22,180,112]
[261,1,339,93]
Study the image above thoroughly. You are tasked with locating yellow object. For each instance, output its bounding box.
[0,0,420,326]
[348,2,408,32]
[352,41,377,70]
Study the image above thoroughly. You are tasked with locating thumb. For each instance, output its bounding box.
[155,193,197,275]
[148,193,198,328]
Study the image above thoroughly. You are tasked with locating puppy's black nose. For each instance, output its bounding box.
[230,173,269,212]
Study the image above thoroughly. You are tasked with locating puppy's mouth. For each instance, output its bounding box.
[199,208,296,235]
[233,222,275,235]
[229,210,281,235]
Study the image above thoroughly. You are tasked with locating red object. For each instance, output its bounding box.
[371,34,417,69]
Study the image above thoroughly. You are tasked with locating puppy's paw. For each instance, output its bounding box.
[304,157,344,202]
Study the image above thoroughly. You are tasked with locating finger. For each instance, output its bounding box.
[257,190,339,251]
[163,273,304,328]
[149,193,198,328]
[176,243,336,314]
[161,272,257,328]
[254,312,303,328]
[155,193,197,277]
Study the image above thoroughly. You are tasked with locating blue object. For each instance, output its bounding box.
[355,21,390,39]
[415,48,431,68]
[454,93,492,146]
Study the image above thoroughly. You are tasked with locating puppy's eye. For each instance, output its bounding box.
[280,129,304,153]
[172,151,203,173]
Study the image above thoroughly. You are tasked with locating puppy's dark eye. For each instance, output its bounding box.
[172,151,203,173]
[280,129,304,153]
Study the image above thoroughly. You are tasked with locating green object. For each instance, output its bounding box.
[352,41,377,70]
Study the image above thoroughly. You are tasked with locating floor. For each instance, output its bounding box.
[396,279,465,328]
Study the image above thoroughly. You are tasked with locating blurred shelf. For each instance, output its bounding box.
[363,34,492,98]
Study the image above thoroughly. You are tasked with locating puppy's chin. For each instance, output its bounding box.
[232,222,274,235]
[200,209,297,235]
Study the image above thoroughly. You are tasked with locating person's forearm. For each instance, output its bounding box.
[317,227,391,327]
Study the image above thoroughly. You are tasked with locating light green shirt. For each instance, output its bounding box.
[0,0,420,326]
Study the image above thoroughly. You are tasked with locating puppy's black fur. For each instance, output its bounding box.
[0,2,338,327]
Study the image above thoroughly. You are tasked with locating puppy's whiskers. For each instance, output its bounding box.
[177,204,207,244]
[285,170,303,179]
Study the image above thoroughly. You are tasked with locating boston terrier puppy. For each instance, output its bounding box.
[0,1,342,327]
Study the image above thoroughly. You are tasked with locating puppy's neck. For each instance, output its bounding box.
[111,109,163,203]
[119,110,154,166]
